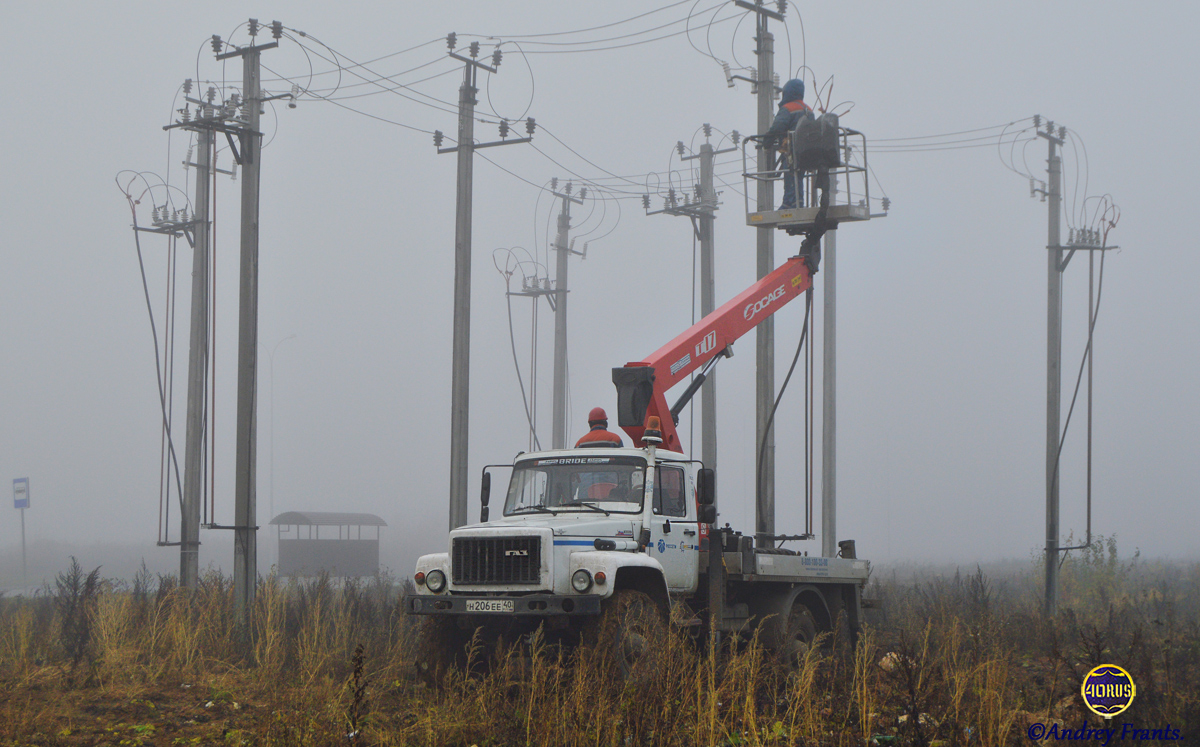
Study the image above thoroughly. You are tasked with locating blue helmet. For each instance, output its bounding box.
[781,78,805,104]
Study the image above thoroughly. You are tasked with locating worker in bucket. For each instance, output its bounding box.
[764,77,813,210]
[575,407,624,448]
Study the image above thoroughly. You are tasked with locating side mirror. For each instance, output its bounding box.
[698,504,717,524]
[696,468,716,506]
[480,472,492,523]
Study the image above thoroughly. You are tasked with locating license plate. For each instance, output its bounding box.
[465,599,514,613]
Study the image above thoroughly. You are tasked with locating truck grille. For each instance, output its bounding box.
[452,536,542,585]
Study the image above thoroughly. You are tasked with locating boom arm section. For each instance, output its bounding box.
[614,253,816,450]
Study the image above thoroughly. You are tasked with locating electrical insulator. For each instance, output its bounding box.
[525,117,536,136]
[694,184,701,200]
[731,130,740,145]
[469,41,480,58]
[248,19,259,37]
[773,73,780,99]
[722,61,733,88]
[703,123,712,138]
[185,145,193,167]
[551,177,558,190]
[271,20,283,40]
[579,187,587,199]
[777,0,788,14]
[433,130,444,148]
[446,33,457,50]
[565,182,573,195]
[180,107,191,123]
[288,83,300,109]
[1033,114,1041,129]
[581,242,588,259]
[230,161,238,181]
[1068,228,1075,244]
[1046,120,1054,135]
[230,92,241,107]
[642,194,650,210]
[1058,125,1067,140]
[183,79,193,95]
[211,35,222,54]
[881,196,891,212]
[492,48,502,68]
[1029,178,1036,198]
[152,206,160,224]
[668,188,676,205]
[676,141,685,157]
[498,119,509,138]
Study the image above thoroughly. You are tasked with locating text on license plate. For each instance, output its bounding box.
[466,599,514,613]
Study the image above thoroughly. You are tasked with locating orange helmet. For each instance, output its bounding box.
[588,407,608,424]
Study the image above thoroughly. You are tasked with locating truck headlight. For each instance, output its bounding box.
[426,569,447,593]
[571,569,593,593]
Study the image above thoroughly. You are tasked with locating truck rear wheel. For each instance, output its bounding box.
[777,602,819,669]
[589,589,666,680]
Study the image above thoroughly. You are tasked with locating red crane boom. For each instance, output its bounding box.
[613,252,816,451]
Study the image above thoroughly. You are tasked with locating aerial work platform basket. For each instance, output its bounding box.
[743,113,877,234]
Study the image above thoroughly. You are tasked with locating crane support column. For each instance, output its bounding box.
[821,220,837,558]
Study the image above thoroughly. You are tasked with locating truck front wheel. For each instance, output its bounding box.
[413,617,471,681]
[588,589,666,679]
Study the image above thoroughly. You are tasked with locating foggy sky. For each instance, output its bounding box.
[2,1,1197,585]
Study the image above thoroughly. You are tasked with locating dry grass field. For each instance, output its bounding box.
[0,537,1195,746]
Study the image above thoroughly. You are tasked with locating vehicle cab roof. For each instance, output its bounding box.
[513,446,688,464]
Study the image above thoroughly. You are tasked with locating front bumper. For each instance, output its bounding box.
[409,593,602,616]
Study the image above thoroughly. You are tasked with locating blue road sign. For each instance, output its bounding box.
[13,478,29,509]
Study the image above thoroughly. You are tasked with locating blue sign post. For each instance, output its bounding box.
[13,478,29,590]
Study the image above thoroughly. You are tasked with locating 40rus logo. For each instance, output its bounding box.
[1081,664,1136,718]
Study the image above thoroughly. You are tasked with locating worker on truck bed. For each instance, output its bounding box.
[575,407,624,448]
[764,78,813,210]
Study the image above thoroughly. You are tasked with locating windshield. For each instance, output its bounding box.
[504,456,646,516]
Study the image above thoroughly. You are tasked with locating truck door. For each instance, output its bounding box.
[647,464,700,593]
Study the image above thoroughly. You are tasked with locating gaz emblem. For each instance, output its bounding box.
[695,331,717,357]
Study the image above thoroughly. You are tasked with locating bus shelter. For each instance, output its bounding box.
[269,511,387,577]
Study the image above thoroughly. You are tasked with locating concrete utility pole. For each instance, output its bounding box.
[1039,120,1065,616]
[180,124,212,588]
[821,179,837,558]
[217,20,280,628]
[738,0,784,546]
[437,36,532,529]
[550,183,585,449]
[651,127,737,472]
[1031,116,1115,615]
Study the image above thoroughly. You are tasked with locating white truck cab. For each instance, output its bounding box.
[410,443,708,620]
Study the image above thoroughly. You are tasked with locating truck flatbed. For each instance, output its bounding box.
[720,551,869,584]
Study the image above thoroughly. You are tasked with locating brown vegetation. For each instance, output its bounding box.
[0,538,1195,745]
